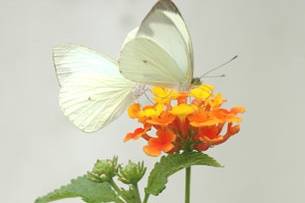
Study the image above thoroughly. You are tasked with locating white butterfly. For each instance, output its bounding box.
[53,0,194,132]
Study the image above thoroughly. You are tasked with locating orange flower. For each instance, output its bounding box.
[188,111,219,127]
[212,107,245,123]
[207,93,226,109]
[139,104,164,118]
[196,125,224,145]
[128,103,141,119]
[125,84,245,156]
[146,112,176,127]
[152,86,178,104]
[124,127,150,142]
[170,104,198,118]
[190,84,214,100]
[197,123,240,146]
[170,104,197,135]
[143,128,176,157]
[176,92,189,104]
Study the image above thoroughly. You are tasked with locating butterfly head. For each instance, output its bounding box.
[191,77,202,86]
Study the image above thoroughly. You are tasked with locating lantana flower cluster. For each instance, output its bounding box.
[124,84,245,157]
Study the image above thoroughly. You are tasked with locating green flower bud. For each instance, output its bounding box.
[118,161,146,185]
[87,157,119,182]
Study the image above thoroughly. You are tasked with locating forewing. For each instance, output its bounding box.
[122,27,139,48]
[119,0,193,89]
[120,37,185,87]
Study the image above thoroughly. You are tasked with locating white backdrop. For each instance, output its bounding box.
[1,0,305,202]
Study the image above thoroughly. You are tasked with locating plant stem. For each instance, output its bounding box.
[132,184,142,203]
[143,193,150,203]
[110,179,121,194]
[109,179,126,203]
[185,166,191,203]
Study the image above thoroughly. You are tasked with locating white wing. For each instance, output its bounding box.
[122,27,139,48]
[53,44,120,86]
[119,0,193,90]
[53,44,138,132]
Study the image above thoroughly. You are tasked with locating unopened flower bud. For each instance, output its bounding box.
[118,161,146,185]
[87,157,118,182]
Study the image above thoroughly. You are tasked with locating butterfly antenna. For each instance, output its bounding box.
[199,55,238,79]
[203,74,226,78]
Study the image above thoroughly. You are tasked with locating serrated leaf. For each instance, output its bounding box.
[35,175,117,203]
[145,152,222,196]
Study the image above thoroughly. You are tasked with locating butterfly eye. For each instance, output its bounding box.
[191,78,202,86]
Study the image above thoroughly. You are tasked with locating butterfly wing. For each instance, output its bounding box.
[53,44,138,132]
[119,0,193,90]
[53,44,121,86]
[122,27,139,47]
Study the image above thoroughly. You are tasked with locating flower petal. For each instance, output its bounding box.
[146,112,176,126]
[139,104,164,117]
[190,84,214,100]
[152,86,178,104]
[170,104,198,118]
[128,103,141,119]
[143,145,161,157]
[208,93,226,108]
[189,112,219,127]
[124,127,149,142]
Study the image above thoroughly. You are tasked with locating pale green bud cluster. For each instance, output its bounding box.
[87,157,119,182]
[118,161,146,185]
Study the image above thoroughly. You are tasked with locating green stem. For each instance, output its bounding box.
[185,167,191,203]
[110,179,121,193]
[143,193,150,203]
[133,184,142,203]
[109,179,126,203]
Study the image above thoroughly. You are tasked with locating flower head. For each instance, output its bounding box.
[125,84,245,156]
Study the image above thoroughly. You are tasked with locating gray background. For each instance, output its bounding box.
[1,0,304,202]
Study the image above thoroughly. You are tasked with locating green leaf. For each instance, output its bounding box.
[35,175,117,203]
[120,187,138,203]
[145,152,222,196]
